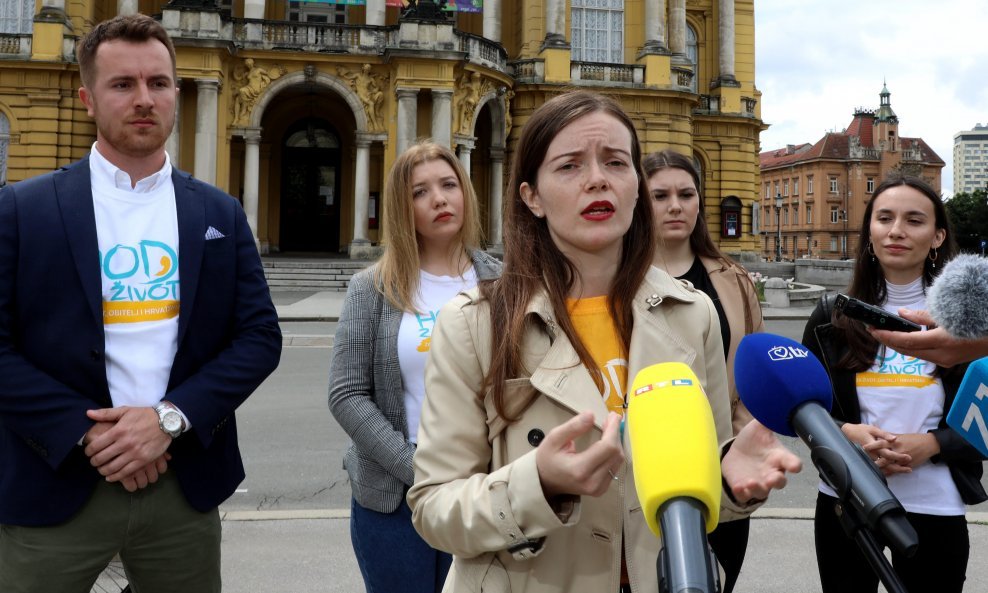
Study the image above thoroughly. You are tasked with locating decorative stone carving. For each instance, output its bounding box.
[455,71,488,135]
[503,89,515,138]
[337,64,388,132]
[232,58,285,126]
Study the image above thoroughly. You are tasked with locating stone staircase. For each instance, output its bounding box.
[262,258,372,292]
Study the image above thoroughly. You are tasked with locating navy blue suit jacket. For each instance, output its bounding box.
[0,157,282,526]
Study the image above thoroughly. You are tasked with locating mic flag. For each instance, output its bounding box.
[946,357,988,457]
[733,333,833,437]
[627,362,721,538]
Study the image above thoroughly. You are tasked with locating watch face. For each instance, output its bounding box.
[162,410,183,433]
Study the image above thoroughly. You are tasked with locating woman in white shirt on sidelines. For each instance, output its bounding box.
[801,175,986,593]
[329,141,501,593]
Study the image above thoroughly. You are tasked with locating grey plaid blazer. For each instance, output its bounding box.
[328,250,501,512]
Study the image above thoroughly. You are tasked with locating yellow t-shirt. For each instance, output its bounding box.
[567,296,628,414]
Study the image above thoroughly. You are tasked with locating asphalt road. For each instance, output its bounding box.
[225,318,988,515]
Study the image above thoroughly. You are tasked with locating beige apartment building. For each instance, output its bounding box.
[759,85,943,261]
[953,123,988,195]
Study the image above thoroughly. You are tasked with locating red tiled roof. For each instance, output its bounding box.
[760,133,943,169]
[759,134,849,168]
[902,137,945,165]
[845,113,875,147]
[758,143,813,168]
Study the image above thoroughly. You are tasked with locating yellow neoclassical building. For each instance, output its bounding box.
[0,0,764,257]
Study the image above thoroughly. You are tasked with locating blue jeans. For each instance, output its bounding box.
[350,497,452,593]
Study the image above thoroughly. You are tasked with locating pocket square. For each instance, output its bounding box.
[205,226,226,240]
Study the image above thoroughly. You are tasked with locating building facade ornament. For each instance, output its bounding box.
[455,71,489,135]
[337,64,388,133]
[232,59,285,126]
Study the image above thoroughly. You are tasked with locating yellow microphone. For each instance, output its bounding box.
[627,362,721,592]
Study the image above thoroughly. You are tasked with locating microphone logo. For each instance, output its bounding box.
[767,345,810,361]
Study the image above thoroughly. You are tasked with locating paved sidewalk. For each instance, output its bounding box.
[219,506,988,592]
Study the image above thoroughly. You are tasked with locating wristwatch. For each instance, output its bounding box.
[154,401,185,438]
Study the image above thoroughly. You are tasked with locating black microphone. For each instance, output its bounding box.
[928,254,988,339]
[734,333,919,557]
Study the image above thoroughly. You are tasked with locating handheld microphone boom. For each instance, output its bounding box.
[628,362,721,593]
[734,333,918,558]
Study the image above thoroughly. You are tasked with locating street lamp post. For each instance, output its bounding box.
[774,193,783,262]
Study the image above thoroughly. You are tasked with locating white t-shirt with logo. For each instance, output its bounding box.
[397,268,477,443]
[90,145,180,411]
[820,278,963,516]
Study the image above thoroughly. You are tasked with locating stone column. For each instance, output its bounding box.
[643,0,667,52]
[668,0,686,57]
[483,0,502,43]
[117,0,138,15]
[366,0,385,26]
[544,0,567,46]
[165,78,182,166]
[242,128,262,246]
[431,89,453,148]
[396,87,418,156]
[244,0,265,18]
[456,140,474,178]
[194,78,219,185]
[488,147,505,247]
[243,0,265,41]
[350,136,372,253]
[718,0,736,82]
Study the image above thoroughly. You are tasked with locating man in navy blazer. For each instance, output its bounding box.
[0,15,281,592]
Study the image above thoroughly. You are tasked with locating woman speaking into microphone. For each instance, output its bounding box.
[407,91,801,593]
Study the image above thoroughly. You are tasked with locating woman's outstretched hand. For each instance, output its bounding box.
[722,419,803,505]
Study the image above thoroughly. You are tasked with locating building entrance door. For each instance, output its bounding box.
[280,118,342,252]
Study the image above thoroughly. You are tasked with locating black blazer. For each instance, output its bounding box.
[802,294,986,505]
[0,157,282,526]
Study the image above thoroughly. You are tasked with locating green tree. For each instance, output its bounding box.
[945,188,988,253]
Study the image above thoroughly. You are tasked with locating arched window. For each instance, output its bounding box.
[571,0,624,63]
[0,0,33,34]
[0,113,9,186]
[285,124,340,149]
[686,25,698,93]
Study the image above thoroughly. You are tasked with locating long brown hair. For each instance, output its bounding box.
[481,91,655,420]
[377,141,482,312]
[642,149,732,264]
[835,174,957,370]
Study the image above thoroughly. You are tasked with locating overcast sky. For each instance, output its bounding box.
[754,0,988,196]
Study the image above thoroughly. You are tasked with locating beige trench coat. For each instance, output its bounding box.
[408,267,756,593]
[700,256,766,436]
